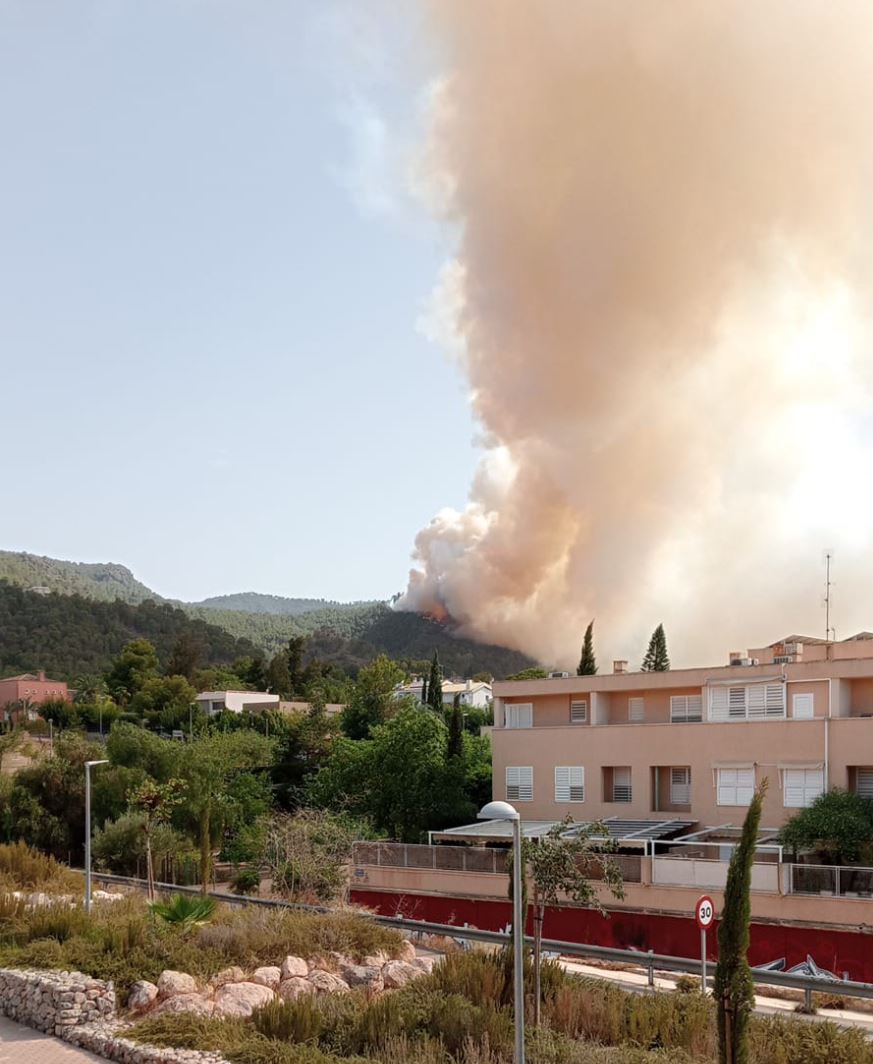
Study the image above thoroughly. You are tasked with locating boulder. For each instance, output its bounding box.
[280,955,309,980]
[278,977,315,1001]
[214,981,275,1018]
[397,940,417,964]
[411,956,436,974]
[210,967,245,989]
[341,965,383,991]
[382,961,418,989]
[307,969,349,995]
[363,951,391,968]
[157,970,199,999]
[126,981,158,1015]
[252,966,282,990]
[152,993,214,1016]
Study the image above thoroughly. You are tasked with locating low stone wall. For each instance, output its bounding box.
[0,968,229,1064]
[0,968,115,1036]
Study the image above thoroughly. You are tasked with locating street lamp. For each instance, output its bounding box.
[84,760,109,913]
[479,800,525,1064]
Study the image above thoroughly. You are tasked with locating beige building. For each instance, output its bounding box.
[491,634,873,829]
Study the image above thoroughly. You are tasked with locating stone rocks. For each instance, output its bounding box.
[382,960,418,989]
[0,968,115,1038]
[277,976,315,1001]
[280,954,309,979]
[307,969,349,995]
[152,993,215,1017]
[411,956,436,974]
[341,964,383,991]
[210,966,245,989]
[213,981,276,1018]
[126,981,159,1015]
[251,966,282,990]
[157,970,199,998]
[397,939,417,964]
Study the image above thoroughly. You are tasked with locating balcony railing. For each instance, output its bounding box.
[786,863,873,898]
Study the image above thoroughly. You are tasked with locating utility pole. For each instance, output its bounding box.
[824,551,835,641]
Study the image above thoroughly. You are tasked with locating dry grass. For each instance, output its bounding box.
[0,842,82,893]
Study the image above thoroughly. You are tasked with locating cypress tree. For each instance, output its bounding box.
[577,620,597,675]
[641,623,670,671]
[427,650,443,712]
[714,780,768,1064]
[447,693,464,762]
[420,676,428,706]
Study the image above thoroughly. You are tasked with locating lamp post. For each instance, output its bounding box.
[479,800,525,1064]
[84,759,109,913]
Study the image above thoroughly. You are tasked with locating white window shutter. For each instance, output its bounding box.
[555,766,584,802]
[506,766,533,801]
[628,698,645,722]
[570,700,587,723]
[670,767,690,805]
[792,693,814,720]
[506,703,533,729]
[857,768,873,798]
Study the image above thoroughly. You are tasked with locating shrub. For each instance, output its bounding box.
[0,842,81,893]
[231,868,262,895]
[150,894,217,931]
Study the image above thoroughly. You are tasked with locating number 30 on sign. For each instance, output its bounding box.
[695,895,715,929]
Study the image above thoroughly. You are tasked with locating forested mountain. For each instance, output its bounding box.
[0,551,162,605]
[0,551,539,680]
[0,582,258,680]
[191,591,378,616]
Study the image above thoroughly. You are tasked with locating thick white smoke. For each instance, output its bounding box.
[401,2,873,668]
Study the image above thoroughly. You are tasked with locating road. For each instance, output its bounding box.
[0,1017,104,1063]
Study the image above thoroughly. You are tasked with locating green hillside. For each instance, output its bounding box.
[191,591,379,616]
[0,581,258,681]
[0,551,538,680]
[0,551,162,605]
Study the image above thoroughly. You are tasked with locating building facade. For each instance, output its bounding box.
[0,672,70,712]
[195,690,279,716]
[491,634,873,829]
[397,679,492,709]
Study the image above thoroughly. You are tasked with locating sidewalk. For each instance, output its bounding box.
[0,1016,104,1063]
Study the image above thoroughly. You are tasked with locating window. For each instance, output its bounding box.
[783,768,824,808]
[555,766,585,802]
[709,683,785,722]
[670,767,691,805]
[671,694,703,722]
[792,693,814,720]
[612,767,632,803]
[505,703,533,729]
[717,767,755,806]
[570,699,587,723]
[857,769,873,798]
[628,698,645,723]
[506,766,533,801]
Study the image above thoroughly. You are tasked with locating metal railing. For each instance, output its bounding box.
[352,843,643,884]
[86,870,873,1007]
[787,863,873,898]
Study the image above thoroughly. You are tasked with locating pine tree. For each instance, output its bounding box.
[427,650,443,712]
[447,693,464,762]
[715,780,768,1064]
[577,620,597,675]
[641,623,670,671]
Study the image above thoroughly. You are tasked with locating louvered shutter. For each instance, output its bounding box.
[670,767,691,805]
[555,766,585,802]
[857,769,873,798]
[506,766,533,801]
[570,700,587,723]
[628,698,645,722]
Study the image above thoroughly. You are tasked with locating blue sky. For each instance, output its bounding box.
[0,1,475,602]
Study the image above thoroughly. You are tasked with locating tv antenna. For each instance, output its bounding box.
[823,549,836,642]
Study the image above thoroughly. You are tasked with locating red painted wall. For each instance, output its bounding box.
[352,889,873,983]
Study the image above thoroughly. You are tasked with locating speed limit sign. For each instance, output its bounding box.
[695,895,715,930]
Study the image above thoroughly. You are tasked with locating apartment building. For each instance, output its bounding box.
[491,634,873,828]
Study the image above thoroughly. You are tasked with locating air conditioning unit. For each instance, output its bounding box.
[773,655,792,665]
[729,651,744,666]
[549,671,570,679]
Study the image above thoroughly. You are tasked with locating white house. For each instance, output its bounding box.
[196,690,279,716]
[396,679,492,709]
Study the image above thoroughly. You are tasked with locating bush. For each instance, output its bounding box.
[0,842,82,893]
[231,868,262,895]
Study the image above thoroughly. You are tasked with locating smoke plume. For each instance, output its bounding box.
[401,2,873,668]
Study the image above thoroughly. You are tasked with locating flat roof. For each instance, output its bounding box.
[431,817,695,845]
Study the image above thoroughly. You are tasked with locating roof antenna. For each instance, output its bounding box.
[823,549,836,642]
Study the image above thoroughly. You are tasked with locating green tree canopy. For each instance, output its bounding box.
[427,650,443,713]
[104,638,160,703]
[341,654,405,740]
[641,624,670,672]
[779,788,873,864]
[577,620,597,676]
